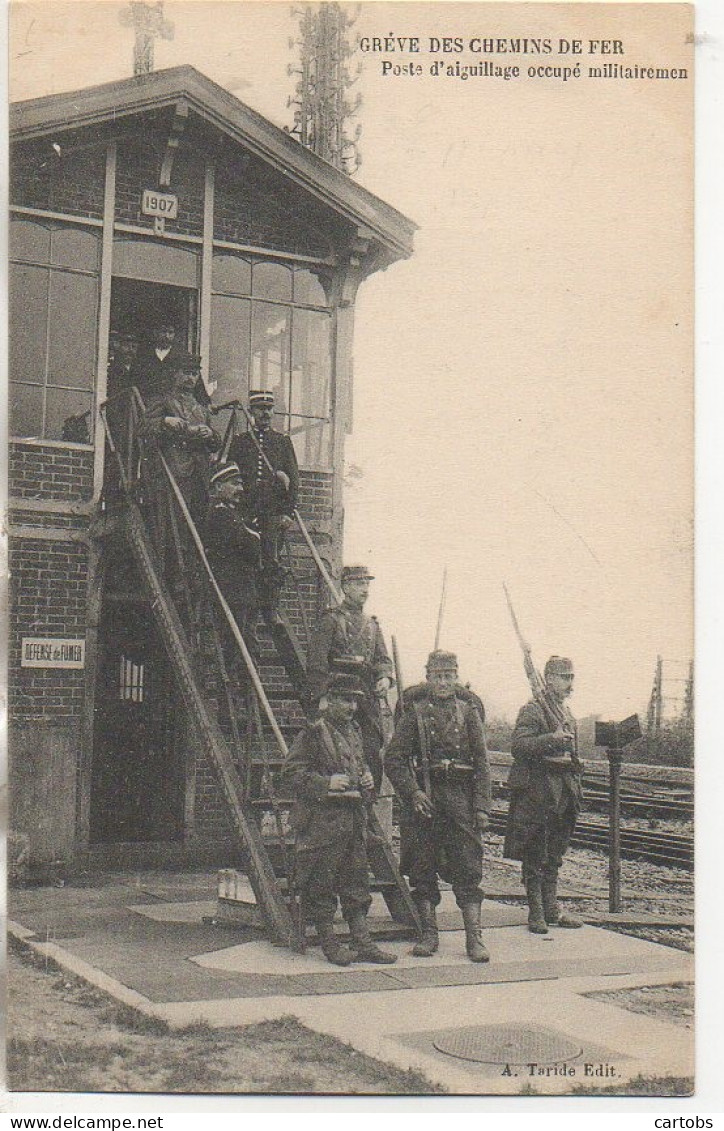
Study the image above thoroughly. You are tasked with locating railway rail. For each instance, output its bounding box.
[487,809,694,870]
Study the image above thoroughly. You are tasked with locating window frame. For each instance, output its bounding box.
[210,251,334,469]
[9,216,101,443]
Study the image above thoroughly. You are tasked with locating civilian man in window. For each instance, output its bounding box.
[132,320,185,399]
[228,390,299,623]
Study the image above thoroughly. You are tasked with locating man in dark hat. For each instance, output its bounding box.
[284,672,398,967]
[203,462,261,696]
[227,391,299,622]
[385,650,492,963]
[305,565,394,792]
[503,656,583,933]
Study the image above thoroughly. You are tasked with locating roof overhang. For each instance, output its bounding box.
[11,65,417,264]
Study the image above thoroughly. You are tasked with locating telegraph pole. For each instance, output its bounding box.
[120,1,175,76]
[288,3,362,174]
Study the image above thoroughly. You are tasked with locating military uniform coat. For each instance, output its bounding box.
[385,689,492,907]
[284,717,373,923]
[305,602,394,789]
[228,428,299,517]
[503,698,583,874]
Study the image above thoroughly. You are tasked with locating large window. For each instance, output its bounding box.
[10,217,101,442]
[210,254,332,468]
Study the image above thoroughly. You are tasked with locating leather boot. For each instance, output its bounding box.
[525,878,549,934]
[461,901,490,963]
[347,912,398,964]
[412,900,439,957]
[315,922,354,966]
[542,872,582,928]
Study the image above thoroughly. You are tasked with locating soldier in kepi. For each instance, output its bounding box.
[305,565,394,792]
[284,673,398,968]
[503,656,584,933]
[228,390,299,624]
[385,650,493,963]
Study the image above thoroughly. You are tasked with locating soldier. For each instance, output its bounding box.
[305,565,394,792]
[385,650,492,963]
[503,656,583,933]
[284,673,398,968]
[203,461,261,689]
[228,391,299,622]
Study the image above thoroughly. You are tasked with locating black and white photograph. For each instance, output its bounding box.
[5,0,696,1106]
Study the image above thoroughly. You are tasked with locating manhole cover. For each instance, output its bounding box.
[432,1024,584,1065]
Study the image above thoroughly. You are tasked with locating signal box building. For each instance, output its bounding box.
[9,66,414,875]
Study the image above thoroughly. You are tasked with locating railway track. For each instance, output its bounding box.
[488,809,694,870]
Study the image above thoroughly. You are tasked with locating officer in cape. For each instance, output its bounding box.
[284,672,398,968]
[503,655,583,933]
[305,565,394,792]
[384,650,493,963]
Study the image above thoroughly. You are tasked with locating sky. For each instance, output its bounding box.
[9,0,694,721]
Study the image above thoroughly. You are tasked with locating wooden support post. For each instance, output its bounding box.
[92,140,117,501]
[607,746,623,913]
[199,161,215,398]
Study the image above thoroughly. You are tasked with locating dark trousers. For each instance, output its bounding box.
[295,805,372,924]
[356,699,385,793]
[520,802,578,882]
[255,514,286,610]
[400,780,483,908]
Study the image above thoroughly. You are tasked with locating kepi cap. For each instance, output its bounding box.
[544,655,574,677]
[341,565,375,583]
[426,649,458,672]
[210,461,242,488]
[249,389,275,408]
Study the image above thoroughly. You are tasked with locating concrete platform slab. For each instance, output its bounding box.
[9,874,694,1094]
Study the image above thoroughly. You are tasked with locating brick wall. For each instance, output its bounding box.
[115,128,205,240]
[8,538,89,721]
[9,443,94,502]
[11,136,105,220]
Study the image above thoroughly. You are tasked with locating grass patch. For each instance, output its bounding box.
[573,1075,694,1097]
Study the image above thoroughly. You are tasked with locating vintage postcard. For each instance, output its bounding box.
[6,0,694,1103]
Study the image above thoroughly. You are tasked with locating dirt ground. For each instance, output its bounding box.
[6,941,445,1096]
[584,981,694,1028]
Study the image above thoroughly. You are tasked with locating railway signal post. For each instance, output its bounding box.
[595,715,643,913]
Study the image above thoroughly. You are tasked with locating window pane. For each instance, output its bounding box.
[48,271,98,389]
[10,263,49,386]
[45,387,94,442]
[51,226,100,272]
[251,302,290,415]
[290,309,332,468]
[112,238,199,288]
[293,268,328,306]
[10,218,51,264]
[209,294,251,407]
[252,261,292,302]
[212,253,251,296]
[9,382,44,439]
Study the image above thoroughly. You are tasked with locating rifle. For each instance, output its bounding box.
[433,567,448,651]
[391,635,405,716]
[502,583,581,772]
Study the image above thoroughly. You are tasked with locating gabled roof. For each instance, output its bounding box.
[11,65,416,262]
